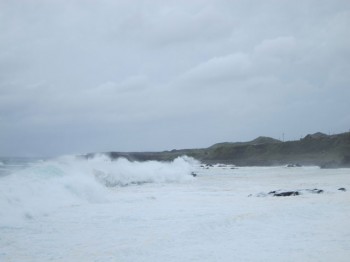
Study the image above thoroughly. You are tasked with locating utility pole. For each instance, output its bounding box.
[282,133,285,142]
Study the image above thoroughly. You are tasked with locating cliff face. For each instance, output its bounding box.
[104,132,350,167]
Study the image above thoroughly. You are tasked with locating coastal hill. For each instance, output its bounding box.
[101,131,350,167]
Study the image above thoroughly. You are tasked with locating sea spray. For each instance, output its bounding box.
[0,154,197,226]
[93,155,197,187]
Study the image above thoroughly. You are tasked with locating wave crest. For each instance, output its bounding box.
[0,154,198,226]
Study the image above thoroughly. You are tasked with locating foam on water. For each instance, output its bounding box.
[1,162,349,261]
[0,154,197,226]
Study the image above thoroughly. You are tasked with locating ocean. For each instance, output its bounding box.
[0,155,349,261]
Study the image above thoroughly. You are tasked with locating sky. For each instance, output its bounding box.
[1,0,350,157]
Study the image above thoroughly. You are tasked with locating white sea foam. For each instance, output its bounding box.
[2,160,349,261]
[0,154,196,226]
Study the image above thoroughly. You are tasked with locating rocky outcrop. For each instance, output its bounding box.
[251,188,346,197]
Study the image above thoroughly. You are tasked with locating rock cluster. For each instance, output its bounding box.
[250,187,346,197]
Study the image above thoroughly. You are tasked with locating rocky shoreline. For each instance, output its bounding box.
[88,131,350,168]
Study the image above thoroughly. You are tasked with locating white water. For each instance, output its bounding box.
[1,156,349,261]
[0,155,196,226]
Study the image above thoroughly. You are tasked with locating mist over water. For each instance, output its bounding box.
[0,155,197,226]
[0,157,43,177]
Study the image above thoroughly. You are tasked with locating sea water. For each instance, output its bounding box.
[0,155,349,261]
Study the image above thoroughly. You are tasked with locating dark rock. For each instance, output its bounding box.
[304,188,324,194]
[273,191,299,197]
[286,163,302,167]
[252,187,348,198]
[191,172,197,177]
[320,161,340,169]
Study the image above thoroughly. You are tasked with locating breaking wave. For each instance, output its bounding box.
[0,154,197,226]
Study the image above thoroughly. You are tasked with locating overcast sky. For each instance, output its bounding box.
[1,0,350,157]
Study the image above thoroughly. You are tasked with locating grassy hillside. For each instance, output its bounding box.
[103,131,350,167]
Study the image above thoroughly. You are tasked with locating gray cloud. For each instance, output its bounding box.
[0,0,349,156]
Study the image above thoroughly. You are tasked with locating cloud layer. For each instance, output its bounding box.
[1,0,350,156]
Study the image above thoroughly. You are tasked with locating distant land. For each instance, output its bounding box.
[89,131,350,168]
